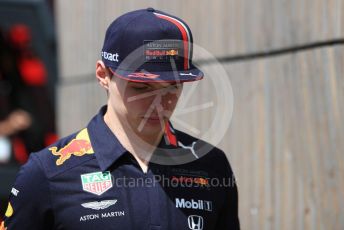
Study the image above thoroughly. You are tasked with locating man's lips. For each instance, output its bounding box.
[141,116,166,124]
[143,117,162,121]
[146,117,160,120]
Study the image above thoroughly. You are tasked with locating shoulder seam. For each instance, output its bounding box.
[31,154,55,219]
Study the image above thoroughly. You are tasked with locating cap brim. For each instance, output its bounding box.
[109,65,203,83]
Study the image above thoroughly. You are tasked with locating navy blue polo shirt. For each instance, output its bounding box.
[2,106,240,230]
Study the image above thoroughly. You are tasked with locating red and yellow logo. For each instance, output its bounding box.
[49,128,94,166]
[0,202,12,230]
[0,221,7,230]
[171,176,209,186]
[166,49,178,56]
[4,202,13,218]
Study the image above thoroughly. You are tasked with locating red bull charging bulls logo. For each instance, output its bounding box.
[49,128,94,166]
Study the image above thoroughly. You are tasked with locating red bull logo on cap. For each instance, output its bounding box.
[49,128,94,166]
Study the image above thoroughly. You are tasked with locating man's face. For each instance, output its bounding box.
[107,76,183,137]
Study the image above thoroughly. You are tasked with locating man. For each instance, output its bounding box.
[1,8,240,230]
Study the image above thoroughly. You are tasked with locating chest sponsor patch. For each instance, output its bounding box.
[81,199,117,210]
[176,198,212,212]
[81,171,113,196]
[171,175,209,186]
[79,211,125,222]
[188,215,204,230]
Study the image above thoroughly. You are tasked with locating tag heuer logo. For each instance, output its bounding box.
[81,171,113,195]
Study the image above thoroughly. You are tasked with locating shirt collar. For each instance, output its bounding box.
[87,106,127,171]
[87,105,179,171]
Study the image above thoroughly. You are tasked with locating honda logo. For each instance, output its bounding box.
[188,215,204,230]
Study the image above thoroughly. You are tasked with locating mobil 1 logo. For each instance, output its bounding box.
[175,198,212,212]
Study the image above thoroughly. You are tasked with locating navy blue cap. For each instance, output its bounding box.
[101,8,203,82]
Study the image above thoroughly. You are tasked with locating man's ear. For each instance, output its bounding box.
[96,60,111,90]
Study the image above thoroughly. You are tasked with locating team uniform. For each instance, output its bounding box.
[2,8,240,230]
[2,106,239,230]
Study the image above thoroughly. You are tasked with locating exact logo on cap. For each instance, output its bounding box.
[101,51,119,62]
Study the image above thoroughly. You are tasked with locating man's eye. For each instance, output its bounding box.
[132,86,150,91]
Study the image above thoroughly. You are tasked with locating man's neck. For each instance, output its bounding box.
[103,108,163,172]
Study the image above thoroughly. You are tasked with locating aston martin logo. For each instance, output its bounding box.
[81,199,117,210]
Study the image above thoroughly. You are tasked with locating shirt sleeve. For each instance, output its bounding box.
[2,154,54,230]
[215,152,240,229]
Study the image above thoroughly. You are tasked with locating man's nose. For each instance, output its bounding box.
[160,92,177,110]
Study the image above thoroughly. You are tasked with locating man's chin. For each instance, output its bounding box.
[134,118,166,135]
